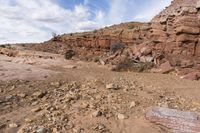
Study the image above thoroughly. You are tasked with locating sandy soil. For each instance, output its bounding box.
[1,49,200,133]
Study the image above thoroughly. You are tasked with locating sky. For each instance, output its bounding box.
[0,0,172,44]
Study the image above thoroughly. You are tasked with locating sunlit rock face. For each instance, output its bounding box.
[150,0,200,68]
[26,0,200,77]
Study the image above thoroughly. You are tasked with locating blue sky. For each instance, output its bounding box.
[0,0,172,44]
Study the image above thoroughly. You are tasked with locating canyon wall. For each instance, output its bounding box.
[25,0,200,79]
[150,0,200,69]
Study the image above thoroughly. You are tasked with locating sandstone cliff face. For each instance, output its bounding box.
[25,0,200,79]
[27,22,151,60]
[150,0,200,68]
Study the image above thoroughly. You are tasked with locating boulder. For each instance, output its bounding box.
[146,107,200,133]
[180,72,200,80]
[140,46,152,56]
[176,26,200,35]
[176,34,199,42]
[139,56,154,63]
[151,61,174,74]
[196,1,200,9]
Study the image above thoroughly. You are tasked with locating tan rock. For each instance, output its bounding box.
[9,123,19,128]
[180,72,200,80]
[17,93,26,98]
[130,101,136,108]
[176,26,199,35]
[196,1,200,9]
[117,113,128,120]
[106,83,119,90]
[152,61,174,74]
[31,107,42,112]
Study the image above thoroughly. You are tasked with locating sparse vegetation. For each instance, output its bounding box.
[128,25,135,29]
[112,58,154,72]
[0,45,6,48]
[93,30,98,33]
[93,56,100,62]
[110,43,125,54]
[52,32,61,41]
[64,50,75,60]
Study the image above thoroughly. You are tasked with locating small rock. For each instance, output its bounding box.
[72,128,82,133]
[130,101,136,108]
[50,82,61,88]
[92,110,102,117]
[117,113,128,120]
[99,59,106,65]
[36,127,47,133]
[17,127,25,133]
[52,128,58,133]
[31,107,42,112]
[10,85,15,91]
[106,84,119,90]
[31,101,39,106]
[93,123,107,131]
[17,93,26,98]
[64,65,77,69]
[5,95,13,101]
[9,123,19,128]
[32,91,46,98]
[140,46,152,56]
[80,102,89,109]
[25,118,33,123]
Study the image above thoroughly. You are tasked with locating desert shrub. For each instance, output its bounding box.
[93,30,98,33]
[128,25,135,29]
[110,43,125,54]
[52,32,61,41]
[112,58,154,72]
[93,56,100,62]
[64,50,75,60]
[0,45,6,48]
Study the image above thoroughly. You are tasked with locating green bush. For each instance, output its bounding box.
[112,58,154,72]
[93,56,100,62]
[128,25,135,29]
[64,50,75,60]
[110,43,124,54]
[0,45,6,48]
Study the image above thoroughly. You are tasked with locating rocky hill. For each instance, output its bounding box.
[23,0,200,80]
[2,1,200,133]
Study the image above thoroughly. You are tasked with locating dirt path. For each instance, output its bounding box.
[1,50,200,133]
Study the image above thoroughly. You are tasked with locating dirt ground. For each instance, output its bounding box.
[1,49,200,133]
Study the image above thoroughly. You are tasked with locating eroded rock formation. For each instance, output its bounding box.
[25,0,200,80]
[149,0,200,73]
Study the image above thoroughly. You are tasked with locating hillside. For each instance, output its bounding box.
[23,0,200,80]
[1,0,200,133]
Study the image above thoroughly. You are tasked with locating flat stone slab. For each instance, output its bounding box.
[146,107,200,133]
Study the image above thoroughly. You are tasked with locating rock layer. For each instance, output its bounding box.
[24,0,200,80]
[150,0,200,68]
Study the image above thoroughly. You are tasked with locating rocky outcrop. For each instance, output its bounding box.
[146,0,200,79]
[26,0,200,80]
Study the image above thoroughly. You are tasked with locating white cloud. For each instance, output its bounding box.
[0,0,172,44]
[106,0,172,24]
[132,0,172,22]
[0,0,99,44]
